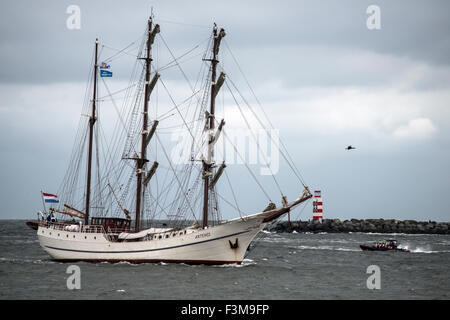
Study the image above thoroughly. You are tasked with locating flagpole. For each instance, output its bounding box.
[40,190,47,213]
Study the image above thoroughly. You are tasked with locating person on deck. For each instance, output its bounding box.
[46,214,51,226]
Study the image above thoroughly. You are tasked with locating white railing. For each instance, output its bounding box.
[39,221,196,242]
[39,221,106,234]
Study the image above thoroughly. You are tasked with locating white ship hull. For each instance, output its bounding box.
[38,189,311,264]
[38,212,270,265]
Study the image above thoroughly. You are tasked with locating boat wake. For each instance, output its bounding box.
[401,245,449,254]
[212,258,257,268]
[295,245,360,252]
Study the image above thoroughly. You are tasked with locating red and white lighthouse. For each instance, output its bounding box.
[313,190,323,223]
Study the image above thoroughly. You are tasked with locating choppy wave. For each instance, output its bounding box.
[304,232,328,235]
[295,245,360,252]
[356,232,432,236]
[401,246,450,254]
[259,238,293,244]
[0,238,39,244]
[0,257,57,264]
[1,220,449,300]
[213,258,256,268]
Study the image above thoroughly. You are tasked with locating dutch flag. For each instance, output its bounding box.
[42,192,59,203]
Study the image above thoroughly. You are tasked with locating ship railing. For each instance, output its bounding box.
[39,221,79,231]
[106,227,130,234]
[39,221,108,234]
[39,220,132,235]
[82,225,106,234]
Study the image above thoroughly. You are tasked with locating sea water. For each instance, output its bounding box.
[0,220,449,299]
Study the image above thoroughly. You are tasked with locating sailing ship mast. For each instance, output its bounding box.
[202,24,226,228]
[135,17,160,232]
[84,38,99,225]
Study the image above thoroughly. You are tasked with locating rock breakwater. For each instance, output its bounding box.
[271,218,450,234]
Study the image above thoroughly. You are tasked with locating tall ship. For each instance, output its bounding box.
[36,15,312,264]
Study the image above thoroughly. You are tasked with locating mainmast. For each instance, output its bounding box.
[84,38,98,225]
[135,17,160,232]
[202,24,226,228]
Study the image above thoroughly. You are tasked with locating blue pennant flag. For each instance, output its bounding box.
[100,69,113,77]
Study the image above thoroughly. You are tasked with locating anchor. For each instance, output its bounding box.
[229,238,239,249]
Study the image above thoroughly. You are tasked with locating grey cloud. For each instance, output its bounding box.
[1,0,450,221]
[1,0,450,84]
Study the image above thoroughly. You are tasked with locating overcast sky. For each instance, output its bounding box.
[1,0,449,222]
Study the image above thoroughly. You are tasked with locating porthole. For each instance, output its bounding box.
[165,234,169,238]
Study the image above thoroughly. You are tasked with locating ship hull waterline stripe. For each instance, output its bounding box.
[52,259,242,265]
[43,230,251,254]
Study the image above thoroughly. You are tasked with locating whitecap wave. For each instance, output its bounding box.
[212,258,256,268]
[0,257,58,264]
[296,245,360,252]
[404,246,449,254]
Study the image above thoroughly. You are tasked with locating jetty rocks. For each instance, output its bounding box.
[271,219,450,234]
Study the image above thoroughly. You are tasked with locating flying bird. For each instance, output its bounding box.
[346,145,356,150]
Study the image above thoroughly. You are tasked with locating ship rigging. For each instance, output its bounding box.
[36,14,312,264]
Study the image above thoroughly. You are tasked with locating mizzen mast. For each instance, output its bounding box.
[135,17,160,232]
[202,24,226,228]
[84,38,99,225]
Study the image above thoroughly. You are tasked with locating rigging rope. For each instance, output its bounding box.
[224,82,284,197]
[102,36,143,62]
[155,133,198,222]
[223,170,243,218]
[97,83,138,101]
[223,41,308,187]
[225,74,308,187]
[158,77,205,158]
[220,129,272,202]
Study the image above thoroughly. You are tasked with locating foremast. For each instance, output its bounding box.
[202,24,226,228]
[84,38,99,225]
[135,17,160,232]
